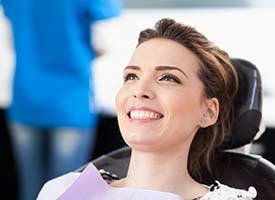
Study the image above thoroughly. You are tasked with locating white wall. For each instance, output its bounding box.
[0,7,14,108]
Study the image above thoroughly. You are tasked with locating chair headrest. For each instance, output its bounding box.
[222,58,263,149]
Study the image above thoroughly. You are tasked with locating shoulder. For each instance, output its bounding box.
[200,181,257,200]
[36,172,80,200]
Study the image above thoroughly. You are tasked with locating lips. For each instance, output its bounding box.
[127,107,164,120]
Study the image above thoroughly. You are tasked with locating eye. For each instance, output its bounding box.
[124,73,139,82]
[159,74,182,84]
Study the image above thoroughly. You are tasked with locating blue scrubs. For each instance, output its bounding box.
[2,0,122,128]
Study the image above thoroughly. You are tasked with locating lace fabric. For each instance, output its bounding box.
[200,181,257,200]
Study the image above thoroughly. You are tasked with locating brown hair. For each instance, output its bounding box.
[137,18,239,182]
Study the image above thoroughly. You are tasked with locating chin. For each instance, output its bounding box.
[123,134,165,153]
[125,132,153,144]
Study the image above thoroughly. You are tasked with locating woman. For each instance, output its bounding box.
[37,18,257,200]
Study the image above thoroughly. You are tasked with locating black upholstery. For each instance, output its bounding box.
[83,58,275,199]
[223,58,263,149]
[215,152,275,199]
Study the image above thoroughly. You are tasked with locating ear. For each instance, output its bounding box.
[199,97,219,128]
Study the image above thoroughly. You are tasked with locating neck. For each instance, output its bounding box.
[122,145,207,199]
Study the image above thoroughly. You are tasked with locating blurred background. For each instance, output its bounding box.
[1,0,275,199]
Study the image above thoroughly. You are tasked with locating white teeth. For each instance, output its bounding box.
[129,110,162,120]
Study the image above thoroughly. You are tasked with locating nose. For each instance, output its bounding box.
[133,88,155,99]
[132,75,156,99]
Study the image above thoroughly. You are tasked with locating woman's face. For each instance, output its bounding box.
[115,38,211,152]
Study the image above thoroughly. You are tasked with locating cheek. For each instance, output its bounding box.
[166,94,202,130]
[115,87,129,131]
[115,87,126,112]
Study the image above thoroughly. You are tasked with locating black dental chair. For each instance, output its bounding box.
[82,58,275,199]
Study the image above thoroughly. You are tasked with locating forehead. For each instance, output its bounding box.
[129,38,200,74]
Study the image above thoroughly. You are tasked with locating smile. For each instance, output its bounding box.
[127,109,164,120]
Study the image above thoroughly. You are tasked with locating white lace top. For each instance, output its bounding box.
[200,181,257,200]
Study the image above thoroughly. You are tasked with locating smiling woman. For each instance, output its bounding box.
[116,38,214,156]
[119,19,238,182]
[37,18,257,200]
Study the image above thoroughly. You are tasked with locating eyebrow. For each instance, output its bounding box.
[124,65,189,79]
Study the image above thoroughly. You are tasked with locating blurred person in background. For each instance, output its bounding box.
[0,0,122,200]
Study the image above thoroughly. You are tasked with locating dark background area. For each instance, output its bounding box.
[0,109,18,199]
[1,108,275,199]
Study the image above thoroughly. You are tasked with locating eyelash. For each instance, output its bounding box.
[123,73,181,84]
[159,74,181,84]
[124,73,138,81]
